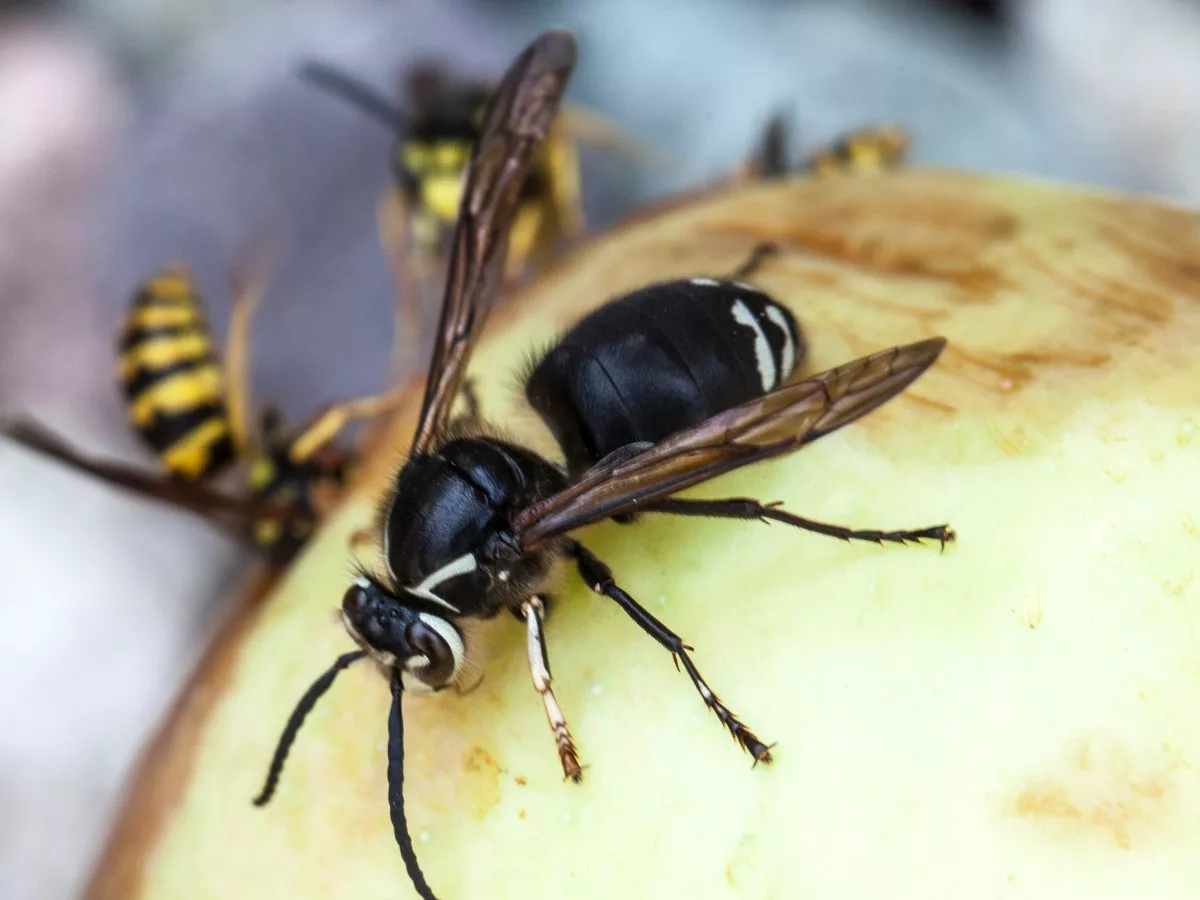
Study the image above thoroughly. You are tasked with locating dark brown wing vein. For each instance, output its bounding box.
[410,30,578,454]
[512,336,947,548]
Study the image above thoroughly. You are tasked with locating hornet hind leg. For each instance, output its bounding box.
[644,497,955,550]
[569,541,774,766]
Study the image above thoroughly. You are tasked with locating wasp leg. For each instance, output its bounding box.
[735,113,790,184]
[569,541,773,766]
[287,390,407,465]
[459,378,481,422]
[377,190,428,380]
[363,190,422,456]
[440,379,485,442]
[723,115,791,188]
[544,125,585,241]
[226,242,274,456]
[725,242,780,282]
[521,595,582,782]
[557,104,658,165]
[754,114,791,179]
[644,497,955,551]
[538,108,637,261]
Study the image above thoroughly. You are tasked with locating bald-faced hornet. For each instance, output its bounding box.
[254,29,953,899]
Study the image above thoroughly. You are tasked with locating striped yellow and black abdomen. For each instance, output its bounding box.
[116,267,235,481]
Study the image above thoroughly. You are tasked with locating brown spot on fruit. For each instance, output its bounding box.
[983,213,1019,241]
[944,344,1114,396]
[462,746,503,820]
[945,346,1036,393]
[1010,740,1182,851]
[723,832,770,893]
[464,746,500,773]
[903,392,957,415]
[1182,513,1200,539]
[1010,347,1111,370]
[768,225,1009,299]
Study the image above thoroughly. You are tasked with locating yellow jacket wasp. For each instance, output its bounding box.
[739,113,911,181]
[298,52,645,365]
[3,256,400,566]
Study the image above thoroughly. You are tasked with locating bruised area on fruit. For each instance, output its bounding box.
[88,170,1200,900]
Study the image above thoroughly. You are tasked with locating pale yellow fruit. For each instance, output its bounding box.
[87,170,1200,900]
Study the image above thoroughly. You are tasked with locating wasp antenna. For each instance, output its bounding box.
[252,650,366,807]
[389,671,438,900]
[298,60,408,132]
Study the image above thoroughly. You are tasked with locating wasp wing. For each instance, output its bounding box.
[512,336,947,549]
[1,417,295,528]
[410,30,577,454]
[557,104,659,163]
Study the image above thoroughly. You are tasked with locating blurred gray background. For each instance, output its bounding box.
[2,0,1199,896]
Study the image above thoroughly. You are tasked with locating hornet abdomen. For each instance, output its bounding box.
[526,279,805,473]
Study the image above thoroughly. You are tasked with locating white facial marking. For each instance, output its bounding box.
[690,277,719,286]
[731,299,776,391]
[404,553,478,612]
[416,612,466,681]
[341,610,363,644]
[498,570,510,583]
[372,649,398,669]
[417,553,477,591]
[404,585,459,612]
[764,305,796,378]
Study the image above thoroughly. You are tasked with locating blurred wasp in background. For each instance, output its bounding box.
[297,57,644,352]
[738,113,911,181]
[2,254,401,567]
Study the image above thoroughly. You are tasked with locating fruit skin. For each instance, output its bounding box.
[87,170,1200,899]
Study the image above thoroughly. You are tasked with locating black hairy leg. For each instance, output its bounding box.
[645,497,955,551]
[568,541,774,765]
